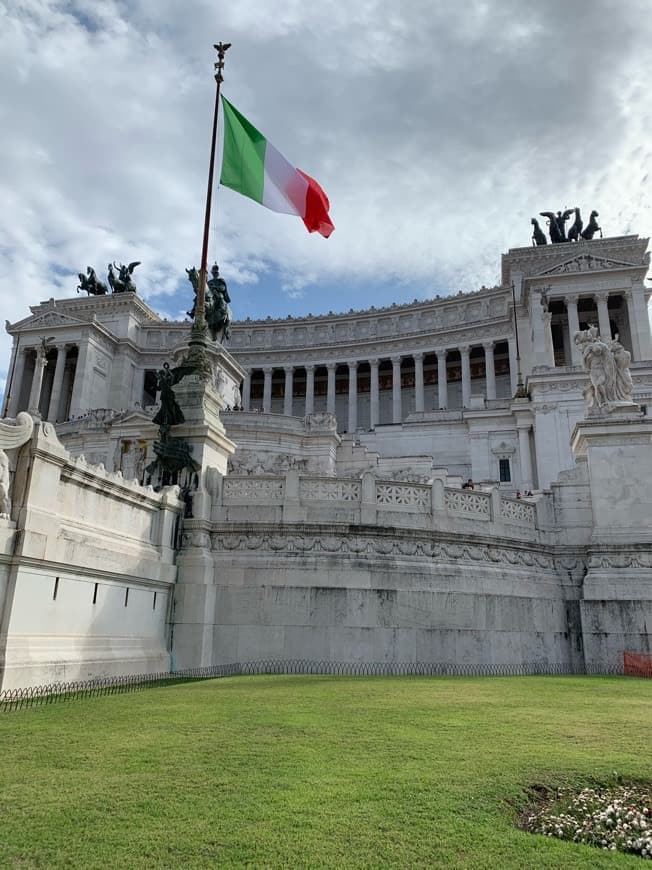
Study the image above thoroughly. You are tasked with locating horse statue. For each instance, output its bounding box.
[540,209,574,243]
[531,218,547,246]
[107,261,140,293]
[581,210,602,240]
[77,266,108,295]
[567,207,583,242]
[186,263,232,343]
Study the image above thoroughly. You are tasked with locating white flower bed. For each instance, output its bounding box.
[524,784,651,859]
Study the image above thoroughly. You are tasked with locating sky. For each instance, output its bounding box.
[2,0,652,396]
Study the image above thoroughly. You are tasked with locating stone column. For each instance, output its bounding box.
[460,345,471,408]
[594,291,612,340]
[413,352,424,413]
[530,288,555,367]
[391,356,402,423]
[483,341,496,400]
[369,358,380,428]
[436,349,448,409]
[305,365,315,415]
[262,366,273,413]
[131,367,145,408]
[283,366,294,416]
[7,349,28,417]
[47,345,67,421]
[347,361,358,433]
[28,345,48,416]
[59,358,76,421]
[517,424,534,490]
[624,283,652,361]
[326,362,337,415]
[565,295,582,366]
[242,371,251,411]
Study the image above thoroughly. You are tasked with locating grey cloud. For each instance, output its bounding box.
[1,0,652,395]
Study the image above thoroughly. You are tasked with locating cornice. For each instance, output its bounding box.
[20,292,163,326]
[501,235,649,285]
[230,319,514,367]
[228,290,513,357]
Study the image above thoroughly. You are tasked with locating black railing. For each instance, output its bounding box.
[0,659,642,712]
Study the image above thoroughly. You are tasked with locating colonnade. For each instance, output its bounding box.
[241,340,512,423]
[7,343,79,421]
[553,289,648,366]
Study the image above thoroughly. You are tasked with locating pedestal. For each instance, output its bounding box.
[571,407,652,669]
[171,374,236,671]
[172,375,236,478]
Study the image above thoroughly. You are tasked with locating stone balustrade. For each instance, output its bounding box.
[218,472,540,534]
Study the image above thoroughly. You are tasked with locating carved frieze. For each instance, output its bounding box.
[229,290,512,358]
[207,527,555,570]
[536,253,638,277]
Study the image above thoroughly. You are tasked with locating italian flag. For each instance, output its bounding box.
[219,96,335,238]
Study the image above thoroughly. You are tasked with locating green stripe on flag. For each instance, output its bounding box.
[220,96,266,203]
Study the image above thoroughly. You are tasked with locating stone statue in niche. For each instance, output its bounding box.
[0,412,35,518]
[574,326,635,411]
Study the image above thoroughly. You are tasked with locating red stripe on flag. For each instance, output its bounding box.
[297,169,335,238]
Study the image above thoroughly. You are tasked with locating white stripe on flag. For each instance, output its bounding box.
[262,141,309,215]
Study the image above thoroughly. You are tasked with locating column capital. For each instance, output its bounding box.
[326,361,337,372]
[347,360,358,371]
[368,357,379,368]
[458,344,471,356]
[391,355,401,366]
[564,293,579,307]
[412,351,424,362]
[593,290,610,303]
[262,365,273,374]
[482,340,494,352]
[304,363,315,373]
[435,348,447,359]
[283,364,294,374]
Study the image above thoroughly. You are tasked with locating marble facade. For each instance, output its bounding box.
[1,234,651,686]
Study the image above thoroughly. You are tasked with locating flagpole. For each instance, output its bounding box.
[187,41,231,378]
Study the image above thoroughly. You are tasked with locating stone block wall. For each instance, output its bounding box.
[0,421,183,689]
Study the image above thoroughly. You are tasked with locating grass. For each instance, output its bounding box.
[0,675,650,868]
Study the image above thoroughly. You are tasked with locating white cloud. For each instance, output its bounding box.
[1,0,652,397]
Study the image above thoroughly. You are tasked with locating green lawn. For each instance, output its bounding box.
[0,675,650,868]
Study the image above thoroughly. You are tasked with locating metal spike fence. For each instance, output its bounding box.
[0,659,642,712]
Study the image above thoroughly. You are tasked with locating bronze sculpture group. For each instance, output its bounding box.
[186,262,232,343]
[73,256,238,494]
[77,262,140,295]
[531,208,602,246]
[144,263,233,494]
